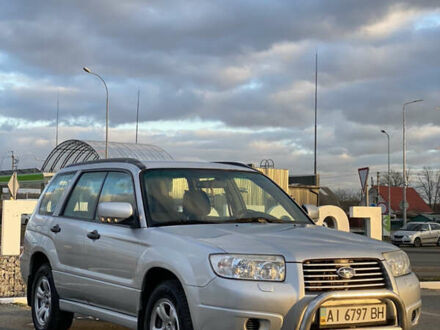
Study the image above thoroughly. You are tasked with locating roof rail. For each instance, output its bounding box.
[213,161,256,171]
[65,158,146,170]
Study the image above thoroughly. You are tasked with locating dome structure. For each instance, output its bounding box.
[41,139,173,172]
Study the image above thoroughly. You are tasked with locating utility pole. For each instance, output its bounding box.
[56,90,59,146]
[402,99,423,226]
[314,51,318,176]
[83,67,109,159]
[10,151,18,171]
[365,182,369,206]
[381,129,391,230]
[136,89,140,144]
[377,172,380,204]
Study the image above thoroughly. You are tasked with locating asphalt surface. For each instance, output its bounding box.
[0,304,129,329]
[401,246,440,280]
[0,289,439,329]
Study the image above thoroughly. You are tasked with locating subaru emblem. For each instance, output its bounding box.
[337,267,356,279]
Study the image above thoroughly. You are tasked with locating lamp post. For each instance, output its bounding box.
[83,67,109,159]
[381,129,391,227]
[402,99,423,226]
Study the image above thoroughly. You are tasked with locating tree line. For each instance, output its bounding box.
[334,167,440,212]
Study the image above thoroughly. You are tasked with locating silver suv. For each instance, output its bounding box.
[21,159,421,330]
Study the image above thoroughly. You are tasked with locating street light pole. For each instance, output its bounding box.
[83,67,109,159]
[381,129,391,226]
[402,99,423,226]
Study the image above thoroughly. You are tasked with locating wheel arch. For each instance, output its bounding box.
[137,267,185,330]
[27,252,51,306]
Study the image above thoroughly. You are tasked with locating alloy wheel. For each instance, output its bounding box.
[150,298,180,330]
[34,276,52,327]
[414,238,421,248]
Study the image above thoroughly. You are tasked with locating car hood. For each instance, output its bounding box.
[158,223,397,262]
[393,230,418,236]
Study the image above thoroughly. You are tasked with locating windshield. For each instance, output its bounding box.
[142,169,312,226]
[403,223,427,231]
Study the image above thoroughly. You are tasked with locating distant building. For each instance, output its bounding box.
[369,185,432,218]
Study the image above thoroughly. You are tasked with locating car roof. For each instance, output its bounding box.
[63,158,256,172]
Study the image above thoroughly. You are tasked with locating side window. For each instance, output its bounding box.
[430,223,440,230]
[98,171,136,212]
[63,172,107,220]
[39,173,75,215]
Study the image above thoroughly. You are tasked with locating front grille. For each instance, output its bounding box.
[303,258,387,292]
[393,235,403,239]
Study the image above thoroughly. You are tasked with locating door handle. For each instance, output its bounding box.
[50,224,61,233]
[87,230,100,240]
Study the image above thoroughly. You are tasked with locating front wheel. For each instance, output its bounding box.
[31,264,74,330]
[144,280,193,330]
[413,238,422,248]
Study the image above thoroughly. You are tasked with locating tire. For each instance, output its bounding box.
[31,264,74,330]
[144,280,193,330]
[437,237,440,247]
[414,238,422,248]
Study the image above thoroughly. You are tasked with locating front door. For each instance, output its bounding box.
[82,171,143,316]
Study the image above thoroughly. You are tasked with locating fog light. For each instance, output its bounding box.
[245,318,260,330]
[411,308,420,324]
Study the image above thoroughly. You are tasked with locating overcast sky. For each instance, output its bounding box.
[0,0,439,189]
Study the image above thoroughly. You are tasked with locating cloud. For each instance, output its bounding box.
[0,0,439,190]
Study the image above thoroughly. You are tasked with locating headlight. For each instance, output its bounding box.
[383,250,411,277]
[209,254,285,281]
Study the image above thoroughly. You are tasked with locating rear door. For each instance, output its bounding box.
[82,171,144,315]
[419,224,431,244]
[52,171,107,303]
[429,223,440,243]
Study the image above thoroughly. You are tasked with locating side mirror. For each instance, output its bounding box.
[97,202,136,226]
[302,204,319,222]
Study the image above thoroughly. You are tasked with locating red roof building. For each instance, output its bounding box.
[369,185,432,216]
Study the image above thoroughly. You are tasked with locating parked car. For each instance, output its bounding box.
[391,222,440,247]
[21,159,421,330]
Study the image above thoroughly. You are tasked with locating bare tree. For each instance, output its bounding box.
[379,169,412,187]
[333,188,362,212]
[334,188,361,202]
[416,167,440,211]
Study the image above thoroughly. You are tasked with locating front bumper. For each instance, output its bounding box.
[184,264,421,330]
[391,237,414,245]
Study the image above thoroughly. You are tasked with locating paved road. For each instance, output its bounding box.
[0,289,439,329]
[401,246,440,280]
[0,304,129,330]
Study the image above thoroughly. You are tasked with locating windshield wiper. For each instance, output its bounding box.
[225,217,287,224]
[156,220,213,227]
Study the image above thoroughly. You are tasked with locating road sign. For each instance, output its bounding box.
[377,202,388,215]
[7,172,19,200]
[399,200,409,211]
[358,167,369,191]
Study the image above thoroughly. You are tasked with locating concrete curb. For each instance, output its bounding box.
[420,282,440,290]
[0,297,27,305]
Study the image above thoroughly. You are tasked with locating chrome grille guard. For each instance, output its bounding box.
[297,289,408,330]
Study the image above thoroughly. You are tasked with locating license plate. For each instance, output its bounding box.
[319,304,386,327]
